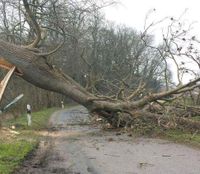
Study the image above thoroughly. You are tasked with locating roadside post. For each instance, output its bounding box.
[61,101,64,109]
[26,104,32,126]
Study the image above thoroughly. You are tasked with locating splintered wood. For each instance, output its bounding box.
[0,58,18,103]
[0,58,14,70]
[0,66,16,102]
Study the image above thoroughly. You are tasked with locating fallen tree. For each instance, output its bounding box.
[0,0,200,131]
[1,39,200,130]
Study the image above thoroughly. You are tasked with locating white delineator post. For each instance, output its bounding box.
[27,104,32,126]
[61,101,64,109]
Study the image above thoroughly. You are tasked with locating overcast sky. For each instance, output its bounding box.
[103,0,200,83]
[104,0,200,32]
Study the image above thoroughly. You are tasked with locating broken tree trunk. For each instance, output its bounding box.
[0,66,16,102]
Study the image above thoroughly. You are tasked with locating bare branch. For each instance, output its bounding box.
[35,26,66,56]
[127,82,145,100]
[22,0,42,48]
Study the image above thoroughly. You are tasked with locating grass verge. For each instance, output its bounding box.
[161,129,200,148]
[0,107,57,174]
[132,124,200,148]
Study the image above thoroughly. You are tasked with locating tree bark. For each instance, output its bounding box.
[0,40,93,104]
[0,40,146,113]
[1,40,200,129]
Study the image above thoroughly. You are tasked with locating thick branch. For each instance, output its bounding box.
[0,40,93,106]
[23,0,42,48]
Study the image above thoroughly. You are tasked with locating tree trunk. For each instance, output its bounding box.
[1,40,200,130]
[0,40,148,113]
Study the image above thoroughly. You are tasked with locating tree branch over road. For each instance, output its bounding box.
[0,1,200,130]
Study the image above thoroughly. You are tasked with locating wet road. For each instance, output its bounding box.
[18,106,200,174]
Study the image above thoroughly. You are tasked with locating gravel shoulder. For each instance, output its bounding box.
[16,106,200,174]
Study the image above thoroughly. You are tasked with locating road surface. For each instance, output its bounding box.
[17,106,200,174]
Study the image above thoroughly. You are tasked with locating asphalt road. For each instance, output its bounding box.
[17,106,200,174]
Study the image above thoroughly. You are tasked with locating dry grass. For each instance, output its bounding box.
[0,127,19,142]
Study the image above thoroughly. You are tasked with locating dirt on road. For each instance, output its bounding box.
[16,106,200,174]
